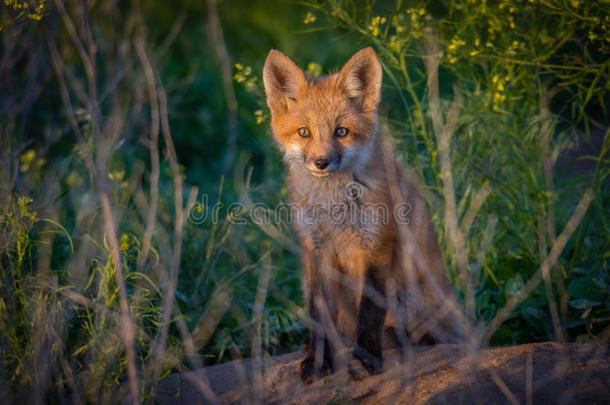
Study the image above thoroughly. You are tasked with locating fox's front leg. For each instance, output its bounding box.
[300,293,335,383]
[354,265,386,374]
[300,252,335,383]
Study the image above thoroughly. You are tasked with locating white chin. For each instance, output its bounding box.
[309,170,331,178]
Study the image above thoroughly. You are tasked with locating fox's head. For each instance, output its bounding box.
[263,48,382,178]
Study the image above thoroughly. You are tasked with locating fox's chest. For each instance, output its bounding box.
[292,179,382,250]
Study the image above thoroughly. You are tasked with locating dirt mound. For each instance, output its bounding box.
[157,342,609,404]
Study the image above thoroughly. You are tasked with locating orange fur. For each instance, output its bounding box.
[263,48,463,383]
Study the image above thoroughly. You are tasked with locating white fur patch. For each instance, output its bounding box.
[342,138,374,176]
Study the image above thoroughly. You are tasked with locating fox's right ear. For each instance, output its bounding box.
[263,50,307,114]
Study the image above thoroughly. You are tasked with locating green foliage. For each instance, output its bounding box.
[0,195,167,401]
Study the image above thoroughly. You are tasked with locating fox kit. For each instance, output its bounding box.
[263,48,463,382]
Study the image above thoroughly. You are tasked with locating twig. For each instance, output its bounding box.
[488,364,520,405]
[134,40,160,270]
[155,12,187,58]
[51,3,140,402]
[250,252,273,402]
[482,188,593,344]
[153,80,185,378]
[460,184,492,237]
[46,34,96,179]
[206,0,238,172]
[173,309,218,403]
[382,139,473,342]
[98,191,140,404]
[538,85,567,342]
[423,30,472,316]
[53,0,99,124]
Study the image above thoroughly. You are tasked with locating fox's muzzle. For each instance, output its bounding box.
[306,154,342,176]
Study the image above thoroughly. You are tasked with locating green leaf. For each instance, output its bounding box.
[568,277,604,301]
[568,298,601,309]
[592,276,607,290]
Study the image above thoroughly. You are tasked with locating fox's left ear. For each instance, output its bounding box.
[337,47,382,112]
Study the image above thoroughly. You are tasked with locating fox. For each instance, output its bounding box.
[262,48,465,383]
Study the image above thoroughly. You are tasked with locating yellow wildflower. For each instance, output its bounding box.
[254,110,266,125]
[304,12,317,24]
[65,171,83,187]
[20,149,36,164]
[448,37,466,51]
[108,170,125,181]
[120,234,130,254]
[306,62,322,77]
[368,16,387,37]
[19,149,37,172]
[494,93,506,103]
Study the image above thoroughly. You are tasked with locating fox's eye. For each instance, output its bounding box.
[335,127,349,137]
[298,127,310,137]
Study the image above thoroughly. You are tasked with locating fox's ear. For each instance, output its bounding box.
[263,50,307,113]
[337,47,382,111]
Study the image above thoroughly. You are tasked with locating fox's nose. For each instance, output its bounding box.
[314,158,330,170]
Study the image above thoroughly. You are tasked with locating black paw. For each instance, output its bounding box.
[353,346,383,375]
[299,358,317,384]
[299,357,334,384]
[299,356,333,384]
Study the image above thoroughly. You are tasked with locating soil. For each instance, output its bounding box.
[156,342,610,404]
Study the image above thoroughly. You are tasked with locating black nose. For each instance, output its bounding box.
[314,158,330,170]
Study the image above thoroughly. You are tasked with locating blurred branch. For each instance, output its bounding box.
[250,252,272,401]
[53,0,98,123]
[155,12,187,58]
[98,191,140,404]
[538,85,567,342]
[482,188,593,344]
[383,139,474,344]
[206,0,238,172]
[153,78,185,382]
[173,307,218,403]
[46,33,96,178]
[460,184,491,238]
[134,40,160,271]
[423,30,473,316]
[234,154,301,255]
[485,356,520,405]
[50,2,140,402]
